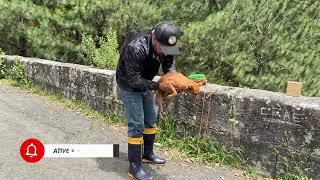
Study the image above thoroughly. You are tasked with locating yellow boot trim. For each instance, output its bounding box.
[143,128,158,134]
[128,137,144,144]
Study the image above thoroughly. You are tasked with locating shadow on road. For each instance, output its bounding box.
[96,152,168,179]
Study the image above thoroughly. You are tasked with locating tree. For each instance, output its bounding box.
[178,0,320,96]
[0,0,119,62]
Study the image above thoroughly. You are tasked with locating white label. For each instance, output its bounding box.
[44,144,114,158]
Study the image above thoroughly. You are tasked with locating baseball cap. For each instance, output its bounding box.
[154,21,182,55]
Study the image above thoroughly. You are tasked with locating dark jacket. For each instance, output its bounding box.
[116,29,176,92]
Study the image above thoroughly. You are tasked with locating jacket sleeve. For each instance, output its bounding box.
[162,55,176,74]
[125,45,159,91]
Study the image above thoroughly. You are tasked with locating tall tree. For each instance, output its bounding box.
[178,0,320,96]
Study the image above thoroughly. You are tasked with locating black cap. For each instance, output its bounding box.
[154,21,182,55]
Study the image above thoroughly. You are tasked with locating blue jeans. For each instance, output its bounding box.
[118,88,158,138]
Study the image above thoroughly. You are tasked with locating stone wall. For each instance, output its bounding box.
[164,84,320,177]
[2,56,120,113]
[1,55,319,178]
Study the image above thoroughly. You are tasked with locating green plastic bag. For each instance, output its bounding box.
[187,74,206,80]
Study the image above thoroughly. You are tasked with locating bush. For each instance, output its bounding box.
[0,49,6,79]
[178,0,320,96]
[0,0,119,62]
[80,27,119,70]
[7,59,30,87]
[111,0,162,43]
[149,0,230,25]
[0,60,5,79]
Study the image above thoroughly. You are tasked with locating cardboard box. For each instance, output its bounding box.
[286,81,303,97]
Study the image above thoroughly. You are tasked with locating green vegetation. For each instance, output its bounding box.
[157,115,243,167]
[276,146,313,180]
[0,57,31,87]
[279,176,312,180]
[179,0,320,97]
[7,59,31,88]
[80,27,119,70]
[0,60,5,79]
[0,0,319,96]
[0,0,120,63]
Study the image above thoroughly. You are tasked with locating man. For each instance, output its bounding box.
[116,21,182,180]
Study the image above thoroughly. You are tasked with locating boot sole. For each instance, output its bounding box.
[142,159,166,166]
[128,172,137,180]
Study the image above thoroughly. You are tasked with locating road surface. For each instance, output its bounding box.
[0,85,248,180]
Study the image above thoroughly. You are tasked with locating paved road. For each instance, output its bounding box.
[0,85,248,180]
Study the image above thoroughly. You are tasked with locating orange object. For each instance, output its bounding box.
[156,72,207,113]
[286,81,303,97]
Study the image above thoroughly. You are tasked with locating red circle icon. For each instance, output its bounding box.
[20,138,45,163]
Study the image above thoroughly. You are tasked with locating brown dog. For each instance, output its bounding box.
[156,72,207,113]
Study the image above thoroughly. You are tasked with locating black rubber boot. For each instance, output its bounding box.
[128,137,154,180]
[142,133,166,165]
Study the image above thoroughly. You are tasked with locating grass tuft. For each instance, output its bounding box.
[156,115,244,167]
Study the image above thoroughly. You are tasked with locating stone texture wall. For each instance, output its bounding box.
[164,84,320,177]
[1,55,319,178]
[2,56,120,113]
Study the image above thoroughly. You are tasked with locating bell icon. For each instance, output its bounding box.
[25,143,37,157]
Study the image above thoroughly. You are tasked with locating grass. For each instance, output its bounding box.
[278,176,312,180]
[276,148,313,180]
[156,115,244,167]
[156,115,265,179]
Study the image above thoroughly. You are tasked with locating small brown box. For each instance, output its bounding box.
[286,81,303,97]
